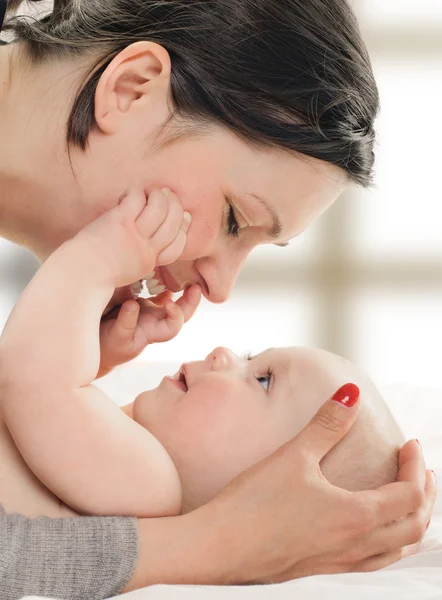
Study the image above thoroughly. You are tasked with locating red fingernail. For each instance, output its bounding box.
[416,439,422,451]
[331,383,360,408]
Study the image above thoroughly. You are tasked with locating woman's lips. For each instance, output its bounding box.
[150,266,209,298]
[158,266,183,293]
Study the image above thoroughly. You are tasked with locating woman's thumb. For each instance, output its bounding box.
[294,383,361,463]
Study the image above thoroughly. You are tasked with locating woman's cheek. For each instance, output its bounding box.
[179,209,221,260]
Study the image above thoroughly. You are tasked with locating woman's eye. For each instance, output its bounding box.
[226,203,240,238]
[256,370,272,392]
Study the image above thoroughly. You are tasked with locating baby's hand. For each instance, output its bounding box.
[98,285,201,377]
[79,188,191,288]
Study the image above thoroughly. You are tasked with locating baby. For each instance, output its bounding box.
[0,189,404,519]
[130,345,404,514]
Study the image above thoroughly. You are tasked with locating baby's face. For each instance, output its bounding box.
[133,346,358,511]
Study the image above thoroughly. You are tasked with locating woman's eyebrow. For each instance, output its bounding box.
[244,193,285,243]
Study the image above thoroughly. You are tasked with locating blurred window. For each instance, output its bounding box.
[1,1,442,387]
[152,1,442,387]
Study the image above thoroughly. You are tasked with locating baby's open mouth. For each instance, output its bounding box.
[173,368,188,392]
[178,369,188,392]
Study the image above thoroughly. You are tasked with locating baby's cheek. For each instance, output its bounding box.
[181,393,230,439]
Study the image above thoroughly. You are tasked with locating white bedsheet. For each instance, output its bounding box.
[23,372,442,600]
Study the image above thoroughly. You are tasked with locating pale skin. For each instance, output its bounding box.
[0,188,437,584]
[0,201,407,518]
[0,37,436,588]
[1,188,202,517]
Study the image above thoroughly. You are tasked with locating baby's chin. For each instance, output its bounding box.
[132,388,157,426]
[134,388,154,402]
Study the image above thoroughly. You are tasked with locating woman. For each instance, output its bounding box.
[0,1,435,598]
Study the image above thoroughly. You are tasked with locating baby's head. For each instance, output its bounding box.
[133,346,404,513]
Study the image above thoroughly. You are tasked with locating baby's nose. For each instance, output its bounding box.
[206,347,240,372]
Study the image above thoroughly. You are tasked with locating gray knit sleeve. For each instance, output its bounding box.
[0,505,139,600]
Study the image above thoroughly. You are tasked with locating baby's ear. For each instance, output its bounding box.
[95,41,172,135]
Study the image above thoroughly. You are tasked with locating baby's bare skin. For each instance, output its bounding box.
[0,185,404,520]
[0,416,76,518]
[0,188,199,518]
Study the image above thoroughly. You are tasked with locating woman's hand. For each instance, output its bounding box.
[124,389,436,590]
[285,440,435,580]
[213,402,435,585]
[97,286,201,378]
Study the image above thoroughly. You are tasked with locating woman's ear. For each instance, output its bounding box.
[94,41,172,135]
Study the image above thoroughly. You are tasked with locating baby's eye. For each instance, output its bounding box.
[255,369,272,392]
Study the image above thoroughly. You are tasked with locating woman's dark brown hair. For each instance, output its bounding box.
[5,0,379,186]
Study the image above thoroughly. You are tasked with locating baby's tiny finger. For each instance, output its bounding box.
[165,298,182,320]
[164,299,185,332]
[176,285,202,323]
[150,189,184,251]
[118,189,147,220]
[149,290,174,306]
[136,189,168,237]
[115,300,140,337]
[156,229,187,266]
[182,211,192,233]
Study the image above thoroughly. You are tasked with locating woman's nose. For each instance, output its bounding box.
[206,347,240,371]
[203,249,249,304]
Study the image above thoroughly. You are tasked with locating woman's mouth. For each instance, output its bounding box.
[135,266,208,299]
[144,270,167,295]
[143,267,182,296]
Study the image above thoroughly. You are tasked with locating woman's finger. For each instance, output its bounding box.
[357,480,424,531]
[352,546,409,573]
[426,469,438,526]
[342,505,423,564]
[347,469,436,562]
[293,383,361,464]
[360,440,430,529]
[396,438,426,488]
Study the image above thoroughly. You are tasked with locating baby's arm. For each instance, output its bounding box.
[0,190,188,517]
